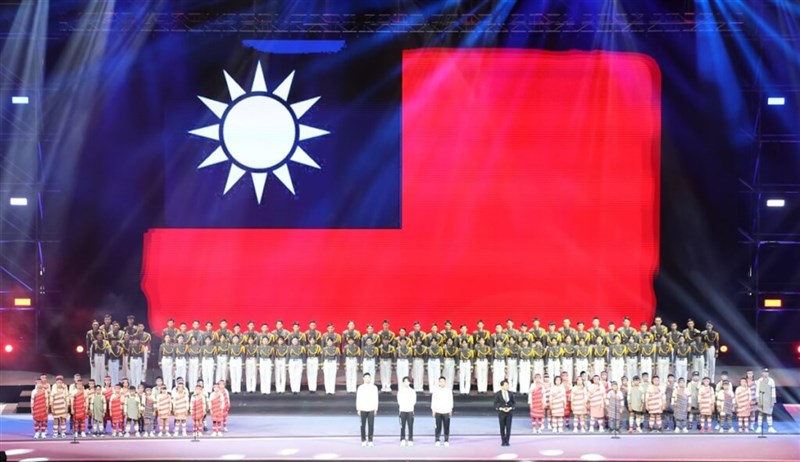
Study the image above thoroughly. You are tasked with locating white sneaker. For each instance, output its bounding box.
[674,428,679,433]
[400,439,407,447]
[768,427,777,434]
[408,441,414,446]
[714,424,720,430]
[159,432,164,437]
[361,441,367,447]
[34,432,39,439]
[81,432,86,437]
[435,441,441,447]
[444,441,450,447]
[124,432,130,438]
[136,432,141,437]
[588,428,593,433]
[573,428,578,433]
[182,431,187,437]
[728,428,735,433]
[532,427,537,434]
[683,428,688,433]
[367,441,374,447]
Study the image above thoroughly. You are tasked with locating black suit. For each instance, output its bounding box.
[494,389,515,445]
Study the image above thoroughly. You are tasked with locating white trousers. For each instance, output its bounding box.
[129,357,143,387]
[288,359,303,393]
[640,358,653,379]
[427,359,441,392]
[175,358,187,384]
[345,358,358,392]
[259,359,272,394]
[443,359,456,390]
[657,358,670,390]
[379,359,392,391]
[532,360,545,381]
[611,358,625,384]
[626,358,638,380]
[162,357,174,389]
[229,357,243,393]
[107,359,121,386]
[188,358,199,389]
[362,359,376,381]
[245,358,257,392]
[546,360,560,383]
[458,360,472,394]
[506,359,519,392]
[691,356,704,379]
[412,359,425,392]
[275,358,287,393]
[93,355,106,385]
[593,359,605,377]
[705,347,716,382]
[307,358,319,392]
[396,359,410,387]
[475,359,489,393]
[518,360,531,395]
[675,359,688,382]
[492,360,506,392]
[323,361,337,394]
[215,356,228,384]
[561,359,573,385]
[575,359,589,378]
[201,358,215,394]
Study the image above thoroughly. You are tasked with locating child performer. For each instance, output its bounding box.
[210,382,226,437]
[70,380,88,437]
[570,376,588,432]
[218,379,231,432]
[698,376,714,433]
[672,378,690,433]
[89,385,106,437]
[645,375,664,432]
[31,379,49,439]
[605,381,624,433]
[172,382,190,437]
[109,385,125,437]
[542,374,552,430]
[101,375,114,432]
[589,375,606,432]
[190,384,208,438]
[735,377,752,432]
[124,386,141,437]
[528,374,545,433]
[142,386,156,437]
[627,376,644,433]
[135,384,146,436]
[549,376,566,433]
[716,380,735,433]
[49,376,70,438]
[156,385,172,436]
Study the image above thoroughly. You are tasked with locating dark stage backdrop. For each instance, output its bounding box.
[44,7,743,347]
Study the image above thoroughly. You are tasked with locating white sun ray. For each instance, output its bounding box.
[224,164,246,194]
[198,96,227,119]
[290,97,320,118]
[290,146,320,169]
[189,124,219,141]
[273,71,295,101]
[224,70,246,100]
[198,146,228,169]
[251,172,267,203]
[251,62,267,93]
[273,164,295,195]
[299,124,330,141]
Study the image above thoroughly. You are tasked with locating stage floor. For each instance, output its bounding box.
[1,415,799,461]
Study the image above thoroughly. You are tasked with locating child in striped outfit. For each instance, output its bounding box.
[735,377,752,432]
[528,374,545,433]
[698,377,714,433]
[715,380,735,433]
[645,376,664,432]
[31,380,49,439]
[190,385,208,437]
[109,385,125,437]
[672,378,690,433]
[49,376,70,438]
[589,375,606,432]
[156,385,173,436]
[142,386,156,437]
[605,381,624,433]
[172,382,190,437]
[210,382,226,437]
[570,377,588,432]
[549,376,566,433]
[70,380,88,437]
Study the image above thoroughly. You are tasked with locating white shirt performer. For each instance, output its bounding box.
[431,376,454,446]
[356,373,379,447]
[397,376,417,446]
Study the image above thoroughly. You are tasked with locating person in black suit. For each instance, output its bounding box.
[494,379,515,446]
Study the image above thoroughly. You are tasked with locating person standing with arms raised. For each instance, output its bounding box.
[431,376,454,446]
[356,373,379,447]
[495,379,516,446]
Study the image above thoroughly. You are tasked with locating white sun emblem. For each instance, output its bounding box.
[189,62,329,203]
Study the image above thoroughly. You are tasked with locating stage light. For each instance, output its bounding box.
[4,344,13,353]
[720,345,728,353]
[764,299,782,308]
[767,97,785,106]
[10,96,29,105]
[13,298,31,306]
[766,199,785,207]
[796,344,800,355]
[76,345,85,354]
[9,197,28,206]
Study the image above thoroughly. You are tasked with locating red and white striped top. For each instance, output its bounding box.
[31,388,48,421]
[549,386,566,417]
[698,385,714,415]
[645,385,663,413]
[210,392,225,419]
[735,386,751,414]
[570,386,588,414]
[50,386,69,418]
[172,391,189,418]
[191,394,206,418]
[589,384,605,418]
[157,393,172,417]
[72,389,87,419]
[109,394,125,422]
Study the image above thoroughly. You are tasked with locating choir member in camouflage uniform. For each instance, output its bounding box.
[702,322,719,382]
[474,337,491,393]
[306,336,323,393]
[200,336,216,394]
[287,336,305,394]
[427,339,445,392]
[322,337,341,394]
[396,337,412,392]
[505,337,520,392]
[344,337,361,393]
[244,336,258,393]
[518,339,532,396]
[187,336,201,392]
[160,334,176,389]
[491,340,508,393]
[378,337,396,392]
[258,336,274,394]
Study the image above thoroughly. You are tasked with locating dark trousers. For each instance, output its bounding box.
[498,412,513,444]
[434,413,450,442]
[360,411,375,442]
[400,411,414,441]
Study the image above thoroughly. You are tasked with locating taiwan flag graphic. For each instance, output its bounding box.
[143,44,661,334]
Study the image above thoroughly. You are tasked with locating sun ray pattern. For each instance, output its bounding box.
[189,62,329,204]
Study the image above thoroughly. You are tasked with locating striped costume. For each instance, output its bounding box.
[589,384,606,420]
[156,393,172,435]
[72,389,87,433]
[50,386,69,420]
[550,386,566,417]
[645,384,663,414]
[529,384,545,419]
[605,389,624,431]
[735,386,751,415]
[172,391,189,420]
[210,391,225,433]
[109,394,125,433]
[672,387,690,430]
[190,393,208,434]
[571,386,588,415]
[698,385,714,416]
[31,387,49,436]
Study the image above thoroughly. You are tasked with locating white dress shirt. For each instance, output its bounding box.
[431,386,454,414]
[397,386,417,412]
[356,383,379,412]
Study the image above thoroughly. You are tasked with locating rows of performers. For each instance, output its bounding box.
[86,315,723,396]
[30,373,231,439]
